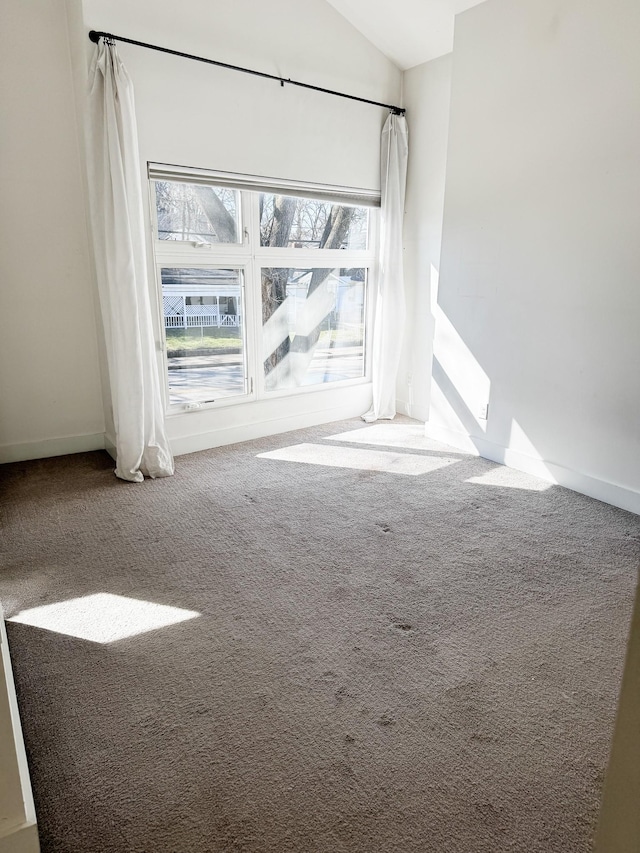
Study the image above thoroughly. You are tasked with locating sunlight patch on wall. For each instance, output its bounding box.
[327,423,467,455]
[431,267,491,434]
[466,465,552,492]
[8,593,200,644]
[430,263,440,313]
[258,443,459,475]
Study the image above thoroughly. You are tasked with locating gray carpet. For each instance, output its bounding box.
[0,417,638,853]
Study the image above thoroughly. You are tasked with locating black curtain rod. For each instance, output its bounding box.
[88,30,405,116]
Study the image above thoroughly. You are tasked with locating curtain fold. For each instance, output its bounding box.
[363,113,409,423]
[87,41,174,482]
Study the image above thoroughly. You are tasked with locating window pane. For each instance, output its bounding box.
[259,194,368,250]
[155,182,240,243]
[261,267,366,391]
[161,267,246,405]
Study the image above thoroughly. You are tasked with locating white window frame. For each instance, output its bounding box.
[149,166,380,415]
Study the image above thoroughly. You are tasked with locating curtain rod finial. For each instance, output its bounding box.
[89,30,101,43]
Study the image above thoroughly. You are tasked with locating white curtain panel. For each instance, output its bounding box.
[363,113,409,423]
[87,41,174,482]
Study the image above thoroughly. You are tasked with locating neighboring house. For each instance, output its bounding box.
[162,269,241,331]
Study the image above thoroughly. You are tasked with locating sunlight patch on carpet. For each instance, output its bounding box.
[8,593,200,643]
[257,443,459,475]
[466,466,553,491]
[326,423,463,454]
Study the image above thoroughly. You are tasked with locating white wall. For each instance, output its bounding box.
[82,0,400,191]
[0,0,105,463]
[428,0,640,513]
[397,54,452,421]
[78,0,402,453]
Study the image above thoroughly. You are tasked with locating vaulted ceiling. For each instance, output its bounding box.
[326,0,486,70]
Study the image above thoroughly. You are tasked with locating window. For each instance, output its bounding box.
[160,267,246,405]
[259,194,368,250]
[150,170,378,411]
[261,267,367,391]
[155,181,241,244]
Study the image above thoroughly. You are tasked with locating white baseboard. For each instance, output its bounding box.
[0,614,39,853]
[169,390,372,457]
[0,433,105,465]
[0,389,374,466]
[104,433,116,462]
[426,423,640,516]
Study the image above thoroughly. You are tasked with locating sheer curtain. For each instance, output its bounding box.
[87,40,174,482]
[363,113,409,423]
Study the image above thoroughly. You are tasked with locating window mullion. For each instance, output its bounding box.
[246,191,264,399]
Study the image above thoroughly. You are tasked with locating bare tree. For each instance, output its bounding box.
[289,205,355,358]
[260,196,298,372]
[259,199,355,381]
[165,184,359,381]
[192,186,237,242]
[156,182,238,242]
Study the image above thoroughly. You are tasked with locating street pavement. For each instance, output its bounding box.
[168,348,364,405]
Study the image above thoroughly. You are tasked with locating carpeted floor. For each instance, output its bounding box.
[0,417,638,853]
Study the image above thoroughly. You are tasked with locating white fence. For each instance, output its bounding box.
[163,296,240,330]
